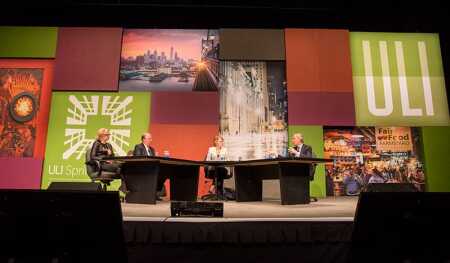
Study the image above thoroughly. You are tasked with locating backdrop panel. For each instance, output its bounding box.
[151,91,219,124]
[120,29,219,92]
[53,27,123,91]
[285,29,353,92]
[0,59,54,158]
[0,158,43,189]
[351,32,449,126]
[421,126,450,192]
[288,125,326,198]
[41,91,151,189]
[0,26,57,58]
[149,123,220,197]
[219,29,285,60]
[288,91,355,126]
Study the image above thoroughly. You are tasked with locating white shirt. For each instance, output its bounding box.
[206,147,228,161]
[295,144,303,157]
[144,144,151,156]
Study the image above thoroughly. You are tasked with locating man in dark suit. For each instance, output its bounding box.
[133,133,155,157]
[132,133,165,200]
[288,133,317,202]
[288,133,313,158]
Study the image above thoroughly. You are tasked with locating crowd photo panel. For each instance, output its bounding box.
[0,24,449,262]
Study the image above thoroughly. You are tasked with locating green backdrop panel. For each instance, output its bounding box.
[0,26,58,58]
[41,91,151,189]
[288,125,326,197]
[351,32,449,126]
[421,126,450,192]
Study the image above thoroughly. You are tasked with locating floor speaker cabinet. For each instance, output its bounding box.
[362,183,418,192]
[351,192,450,262]
[48,182,102,191]
[0,189,127,262]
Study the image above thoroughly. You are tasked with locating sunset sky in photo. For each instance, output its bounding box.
[121,29,208,61]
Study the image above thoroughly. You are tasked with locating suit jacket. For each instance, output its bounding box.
[290,144,313,158]
[90,140,115,161]
[133,143,155,157]
[291,144,315,180]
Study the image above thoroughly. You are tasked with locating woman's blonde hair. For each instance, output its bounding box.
[96,128,111,140]
[213,135,224,146]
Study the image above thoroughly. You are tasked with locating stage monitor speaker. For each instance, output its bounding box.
[48,182,102,191]
[171,201,224,217]
[0,190,127,262]
[352,192,450,262]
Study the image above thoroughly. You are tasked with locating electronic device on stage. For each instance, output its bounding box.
[170,201,224,217]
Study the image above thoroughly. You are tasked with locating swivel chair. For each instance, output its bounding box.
[85,146,120,191]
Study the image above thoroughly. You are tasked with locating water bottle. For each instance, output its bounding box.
[163,150,170,158]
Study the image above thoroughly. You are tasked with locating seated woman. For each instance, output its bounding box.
[90,128,121,176]
[205,135,231,199]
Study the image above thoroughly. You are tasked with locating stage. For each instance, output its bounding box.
[122,196,357,220]
[122,197,356,263]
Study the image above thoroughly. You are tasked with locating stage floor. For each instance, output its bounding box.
[122,196,357,221]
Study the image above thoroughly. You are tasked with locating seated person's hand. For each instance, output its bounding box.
[288,147,298,154]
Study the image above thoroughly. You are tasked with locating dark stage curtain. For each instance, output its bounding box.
[124,221,353,263]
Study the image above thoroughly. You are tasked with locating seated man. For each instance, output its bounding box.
[287,133,313,158]
[132,133,165,200]
[287,133,317,201]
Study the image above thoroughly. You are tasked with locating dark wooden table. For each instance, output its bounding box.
[205,158,332,205]
[106,156,332,205]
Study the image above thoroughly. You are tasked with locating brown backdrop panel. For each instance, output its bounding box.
[53,27,122,91]
[151,91,219,125]
[288,91,356,126]
[219,29,285,60]
[285,29,353,92]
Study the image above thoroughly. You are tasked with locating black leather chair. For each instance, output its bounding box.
[85,146,120,191]
[201,165,233,201]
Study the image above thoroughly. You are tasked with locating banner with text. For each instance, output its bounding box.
[41,91,150,189]
[375,127,413,153]
[351,32,449,126]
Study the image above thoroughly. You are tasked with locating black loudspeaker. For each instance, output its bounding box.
[48,182,102,191]
[0,190,127,262]
[362,183,418,192]
[171,201,224,217]
[352,192,450,262]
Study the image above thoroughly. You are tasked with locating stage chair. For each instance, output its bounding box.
[201,166,233,201]
[85,146,120,191]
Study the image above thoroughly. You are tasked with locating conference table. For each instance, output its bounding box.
[105,156,332,205]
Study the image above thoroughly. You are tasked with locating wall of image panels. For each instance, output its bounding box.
[0,26,448,197]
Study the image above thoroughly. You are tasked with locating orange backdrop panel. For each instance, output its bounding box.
[150,123,220,197]
[285,29,353,92]
[285,29,320,91]
[0,59,54,158]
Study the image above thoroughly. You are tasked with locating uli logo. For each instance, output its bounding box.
[62,95,133,160]
[362,40,434,117]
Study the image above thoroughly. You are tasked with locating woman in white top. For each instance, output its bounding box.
[205,135,231,199]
